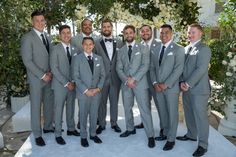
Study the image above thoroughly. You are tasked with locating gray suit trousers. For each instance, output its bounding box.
[98,83,120,127]
[29,81,54,138]
[155,91,179,142]
[183,91,209,149]
[122,87,154,138]
[79,96,101,138]
[54,87,76,137]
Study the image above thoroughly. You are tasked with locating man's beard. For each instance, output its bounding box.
[126,38,134,43]
[102,31,112,37]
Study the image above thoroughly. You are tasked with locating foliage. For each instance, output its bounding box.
[208,0,236,114]
[0,0,41,102]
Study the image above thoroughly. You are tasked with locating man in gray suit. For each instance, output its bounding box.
[95,19,123,134]
[116,25,155,148]
[176,23,211,157]
[74,37,105,147]
[21,10,54,146]
[50,25,80,145]
[71,18,98,129]
[135,25,163,134]
[71,18,98,53]
[150,24,185,151]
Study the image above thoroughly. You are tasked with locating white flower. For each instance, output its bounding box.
[222,60,228,65]
[234,67,236,72]
[227,52,232,58]
[226,72,233,76]
[229,59,236,67]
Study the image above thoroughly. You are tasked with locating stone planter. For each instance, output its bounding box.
[10,95,29,113]
[0,132,4,149]
[218,98,236,136]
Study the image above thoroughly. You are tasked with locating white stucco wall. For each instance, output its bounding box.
[197,0,220,26]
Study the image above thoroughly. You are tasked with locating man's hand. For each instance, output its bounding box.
[42,73,52,83]
[85,89,95,97]
[154,83,162,92]
[180,82,189,92]
[127,77,136,88]
[159,83,167,91]
[67,82,75,91]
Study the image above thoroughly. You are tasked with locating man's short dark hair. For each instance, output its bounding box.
[101,19,113,27]
[123,25,136,33]
[189,23,203,32]
[160,24,173,31]
[82,37,94,44]
[31,10,44,18]
[59,25,71,34]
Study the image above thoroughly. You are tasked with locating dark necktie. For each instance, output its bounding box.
[186,46,192,59]
[41,34,49,53]
[87,56,94,74]
[159,45,166,65]
[128,45,132,61]
[105,38,112,42]
[66,47,71,64]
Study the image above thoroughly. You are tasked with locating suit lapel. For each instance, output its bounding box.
[111,40,117,61]
[100,39,109,59]
[31,30,48,56]
[82,53,93,75]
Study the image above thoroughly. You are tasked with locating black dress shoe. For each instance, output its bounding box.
[35,137,45,146]
[176,135,197,141]
[111,125,121,133]
[120,129,136,137]
[163,141,175,151]
[81,138,89,147]
[96,126,105,134]
[155,135,167,141]
[67,130,80,136]
[90,136,102,144]
[148,137,155,148]
[192,146,207,157]
[134,123,144,129]
[77,121,80,129]
[55,136,66,145]
[43,129,54,133]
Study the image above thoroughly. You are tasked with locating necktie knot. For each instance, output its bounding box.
[105,38,112,42]
[88,55,92,60]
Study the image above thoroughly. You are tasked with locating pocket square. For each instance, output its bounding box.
[135,52,140,55]
[96,64,100,67]
[190,50,198,55]
[167,52,173,56]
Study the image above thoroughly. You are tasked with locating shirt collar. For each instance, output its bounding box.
[141,38,153,47]
[162,40,172,48]
[82,33,92,38]
[61,42,70,50]
[33,28,45,37]
[84,52,93,58]
[189,39,201,47]
[126,40,135,48]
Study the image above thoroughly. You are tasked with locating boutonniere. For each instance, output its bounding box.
[94,57,98,61]
[170,45,173,48]
[135,44,138,47]
[116,48,119,51]
[190,50,199,55]
[114,40,117,43]
[152,44,156,47]
[72,47,75,50]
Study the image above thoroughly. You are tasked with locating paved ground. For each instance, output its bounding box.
[0,107,235,157]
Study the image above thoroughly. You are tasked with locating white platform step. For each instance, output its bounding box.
[12,102,31,132]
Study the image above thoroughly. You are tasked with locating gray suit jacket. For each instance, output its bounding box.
[21,29,52,84]
[94,37,124,87]
[73,53,106,99]
[182,41,211,94]
[71,33,98,53]
[116,42,150,90]
[50,43,78,90]
[150,41,185,93]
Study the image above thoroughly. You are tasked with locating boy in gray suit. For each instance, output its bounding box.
[176,23,211,157]
[21,10,54,146]
[73,37,105,147]
[50,25,80,145]
[116,25,155,148]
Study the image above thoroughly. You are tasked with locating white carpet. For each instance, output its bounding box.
[15,99,236,157]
